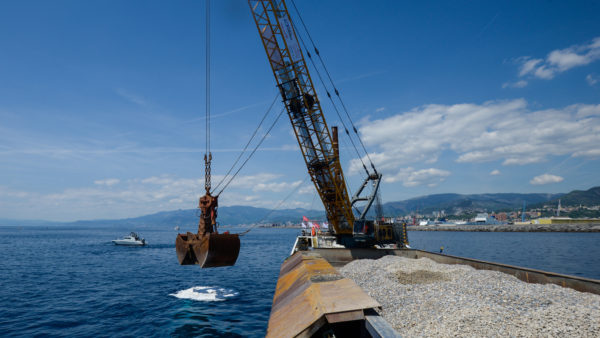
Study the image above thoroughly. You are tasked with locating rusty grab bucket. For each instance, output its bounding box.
[176,232,240,268]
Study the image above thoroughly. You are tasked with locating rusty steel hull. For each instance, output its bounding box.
[175,232,240,268]
[266,252,381,337]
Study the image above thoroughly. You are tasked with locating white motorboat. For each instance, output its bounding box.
[112,232,146,246]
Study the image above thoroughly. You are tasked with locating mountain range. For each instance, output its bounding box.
[383,192,562,215]
[533,186,600,207]
[1,186,599,227]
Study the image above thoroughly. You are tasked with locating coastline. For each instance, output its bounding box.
[407,223,600,232]
[258,223,600,232]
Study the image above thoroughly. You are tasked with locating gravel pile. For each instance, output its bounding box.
[339,256,600,337]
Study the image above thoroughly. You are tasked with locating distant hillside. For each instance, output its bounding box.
[5,187,600,227]
[383,192,562,216]
[67,206,325,228]
[534,186,600,207]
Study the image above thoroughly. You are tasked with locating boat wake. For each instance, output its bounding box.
[170,286,238,302]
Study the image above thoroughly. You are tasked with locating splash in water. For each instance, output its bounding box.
[170,286,238,302]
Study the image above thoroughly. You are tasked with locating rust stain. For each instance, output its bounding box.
[175,187,240,268]
[266,252,380,337]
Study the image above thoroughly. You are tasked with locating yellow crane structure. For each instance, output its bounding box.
[249,0,406,248]
[249,0,354,236]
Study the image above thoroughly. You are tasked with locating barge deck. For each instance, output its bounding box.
[267,246,600,337]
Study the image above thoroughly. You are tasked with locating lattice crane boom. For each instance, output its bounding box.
[249,0,354,235]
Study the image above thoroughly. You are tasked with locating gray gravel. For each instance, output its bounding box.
[339,256,600,337]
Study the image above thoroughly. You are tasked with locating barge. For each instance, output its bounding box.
[264,235,600,337]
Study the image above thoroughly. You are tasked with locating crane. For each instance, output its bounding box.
[175,1,408,269]
[248,0,407,248]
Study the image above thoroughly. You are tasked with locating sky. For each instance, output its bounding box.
[1,0,599,221]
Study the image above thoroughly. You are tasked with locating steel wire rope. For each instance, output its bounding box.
[338,131,366,196]
[290,0,378,174]
[238,175,310,236]
[211,93,280,194]
[289,17,370,177]
[339,135,366,217]
[215,107,286,196]
[375,185,385,220]
[205,0,211,156]
[309,187,317,211]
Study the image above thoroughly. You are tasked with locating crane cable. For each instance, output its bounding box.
[290,0,378,175]
[202,0,214,197]
[290,19,369,178]
[238,175,310,236]
[211,93,280,194]
[339,133,365,194]
[205,0,210,157]
[215,107,286,196]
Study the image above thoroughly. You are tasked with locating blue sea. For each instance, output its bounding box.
[408,231,600,280]
[1,226,599,337]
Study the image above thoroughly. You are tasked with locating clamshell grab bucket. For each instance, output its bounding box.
[176,232,240,268]
[176,190,240,268]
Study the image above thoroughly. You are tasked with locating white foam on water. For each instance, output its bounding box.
[170,286,239,302]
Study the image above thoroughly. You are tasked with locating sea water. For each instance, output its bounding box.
[0,225,296,337]
[1,226,599,336]
[408,231,600,280]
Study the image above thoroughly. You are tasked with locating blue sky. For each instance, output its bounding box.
[1,0,599,221]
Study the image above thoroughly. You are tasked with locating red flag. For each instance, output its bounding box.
[302,216,309,222]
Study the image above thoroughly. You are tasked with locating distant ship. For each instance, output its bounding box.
[466,213,504,225]
[112,232,146,246]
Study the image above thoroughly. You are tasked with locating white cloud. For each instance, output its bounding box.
[349,100,600,176]
[572,149,600,157]
[94,178,120,186]
[533,65,555,79]
[530,174,564,185]
[0,186,31,199]
[515,37,600,81]
[253,180,302,192]
[115,88,147,107]
[548,46,596,71]
[141,176,175,185]
[490,169,501,176]
[0,173,307,221]
[298,185,316,195]
[518,58,543,77]
[375,107,386,113]
[502,80,528,89]
[384,167,450,187]
[587,74,599,86]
